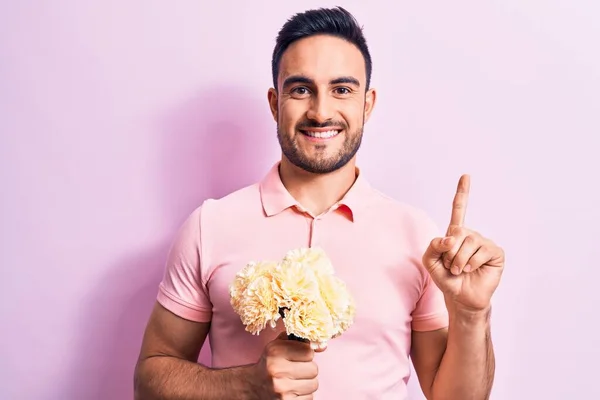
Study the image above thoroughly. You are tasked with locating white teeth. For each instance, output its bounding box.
[303,130,339,138]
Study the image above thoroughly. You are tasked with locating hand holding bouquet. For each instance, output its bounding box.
[229,247,356,349]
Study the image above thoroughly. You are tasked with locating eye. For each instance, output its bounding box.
[290,86,311,96]
[334,87,352,95]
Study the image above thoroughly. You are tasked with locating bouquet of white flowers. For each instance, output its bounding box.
[229,247,356,349]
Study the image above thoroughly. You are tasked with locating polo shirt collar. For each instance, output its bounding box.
[259,162,371,221]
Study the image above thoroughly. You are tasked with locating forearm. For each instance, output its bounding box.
[134,356,263,400]
[431,304,495,400]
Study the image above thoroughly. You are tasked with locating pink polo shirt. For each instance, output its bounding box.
[157,162,449,399]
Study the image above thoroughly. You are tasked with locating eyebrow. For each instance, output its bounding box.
[282,75,361,89]
[330,76,360,87]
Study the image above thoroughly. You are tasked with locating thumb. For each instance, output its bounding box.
[422,236,455,269]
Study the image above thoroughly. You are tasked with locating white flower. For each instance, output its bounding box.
[229,261,280,334]
[229,247,356,345]
[282,247,335,276]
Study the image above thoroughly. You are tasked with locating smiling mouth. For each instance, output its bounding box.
[299,129,342,139]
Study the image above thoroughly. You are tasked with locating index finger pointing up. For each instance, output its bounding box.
[448,174,471,230]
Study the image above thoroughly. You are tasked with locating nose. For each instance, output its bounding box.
[306,93,334,123]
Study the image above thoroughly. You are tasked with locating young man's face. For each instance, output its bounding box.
[269,34,376,174]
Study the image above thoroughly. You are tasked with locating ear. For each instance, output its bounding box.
[363,88,377,123]
[267,88,278,122]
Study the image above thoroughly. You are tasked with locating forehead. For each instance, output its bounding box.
[278,34,366,86]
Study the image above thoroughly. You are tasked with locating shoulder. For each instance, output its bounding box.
[200,183,262,216]
[181,183,263,241]
[366,187,441,239]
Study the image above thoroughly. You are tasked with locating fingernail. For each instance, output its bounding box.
[442,237,451,245]
[464,264,472,272]
[451,266,460,275]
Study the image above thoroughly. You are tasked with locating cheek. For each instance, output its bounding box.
[341,103,365,126]
[279,101,305,128]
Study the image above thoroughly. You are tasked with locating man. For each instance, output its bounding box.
[134,6,504,400]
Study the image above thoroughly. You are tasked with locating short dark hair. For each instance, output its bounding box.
[271,7,372,91]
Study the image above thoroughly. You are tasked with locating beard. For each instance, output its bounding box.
[277,119,364,174]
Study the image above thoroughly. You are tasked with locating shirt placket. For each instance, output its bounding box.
[309,216,320,248]
[299,204,338,248]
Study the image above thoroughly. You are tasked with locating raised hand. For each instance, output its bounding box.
[252,332,320,399]
[422,175,505,312]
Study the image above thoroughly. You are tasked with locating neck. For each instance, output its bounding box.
[278,157,358,216]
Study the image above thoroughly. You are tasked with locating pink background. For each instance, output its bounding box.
[1,1,598,399]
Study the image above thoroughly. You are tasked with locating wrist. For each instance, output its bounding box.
[446,299,492,324]
[242,362,271,400]
[204,363,267,400]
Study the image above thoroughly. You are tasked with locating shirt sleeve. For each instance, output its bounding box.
[410,212,449,332]
[156,205,213,323]
[411,273,449,331]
